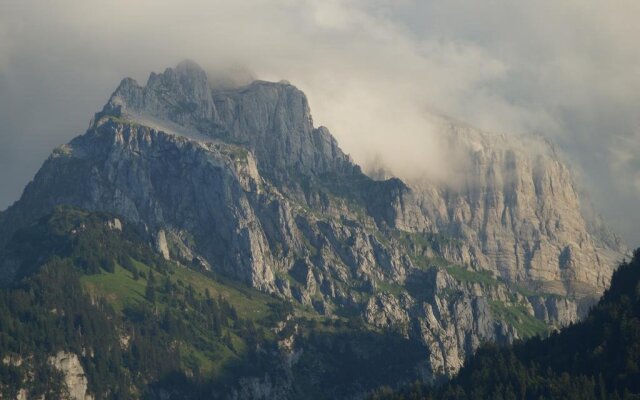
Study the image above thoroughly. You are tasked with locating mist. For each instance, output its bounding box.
[1,0,639,244]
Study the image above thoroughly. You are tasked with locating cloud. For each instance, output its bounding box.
[0,0,639,244]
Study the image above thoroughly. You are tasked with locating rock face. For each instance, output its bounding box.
[48,352,93,400]
[100,60,354,182]
[0,61,626,383]
[3,351,94,400]
[392,119,625,303]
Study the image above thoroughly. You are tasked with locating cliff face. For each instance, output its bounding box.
[48,352,93,400]
[0,61,626,382]
[3,352,92,400]
[100,60,354,182]
[393,120,625,303]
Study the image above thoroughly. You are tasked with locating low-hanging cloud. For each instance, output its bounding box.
[0,0,639,244]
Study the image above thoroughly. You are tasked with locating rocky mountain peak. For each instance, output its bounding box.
[148,59,213,109]
[95,61,353,180]
[100,60,216,127]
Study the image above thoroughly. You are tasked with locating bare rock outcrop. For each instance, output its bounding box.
[48,352,93,400]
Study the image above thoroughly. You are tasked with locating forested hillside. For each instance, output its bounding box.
[0,207,428,399]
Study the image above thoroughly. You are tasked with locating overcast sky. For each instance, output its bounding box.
[1,0,639,245]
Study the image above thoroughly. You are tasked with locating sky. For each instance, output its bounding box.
[0,0,639,245]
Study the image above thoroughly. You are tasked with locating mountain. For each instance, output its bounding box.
[401,117,625,301]
[0,61,628,396]
[0,206,429,399]
[372,249,640,400]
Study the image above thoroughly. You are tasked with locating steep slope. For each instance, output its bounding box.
[394,118,626,306]
[373,249,640,400]
[0,207,432,399]
[0,61,625,380]
[99,60,355,181]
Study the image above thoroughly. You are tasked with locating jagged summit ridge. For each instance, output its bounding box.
[98,60,354,180]
[102,60,216,126]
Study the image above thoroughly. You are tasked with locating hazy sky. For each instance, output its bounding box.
[1,0,639,245]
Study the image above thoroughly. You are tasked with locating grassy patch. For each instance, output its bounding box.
[445,265,497,286]
[81,264,147,312]
[104,115,143,128]
[410,254,449,270]
[376,280,405,296]
[169,267,274,323]
[489,300,549,339]
[392,230,459,271]
[509,282,564,301]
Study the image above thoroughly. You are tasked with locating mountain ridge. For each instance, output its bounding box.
[98,61,356,182]
[0,61,627,384]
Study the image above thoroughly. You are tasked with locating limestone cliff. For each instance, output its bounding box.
[390,118,626,305]
[2,352,92,400]
[48,352,93,400]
